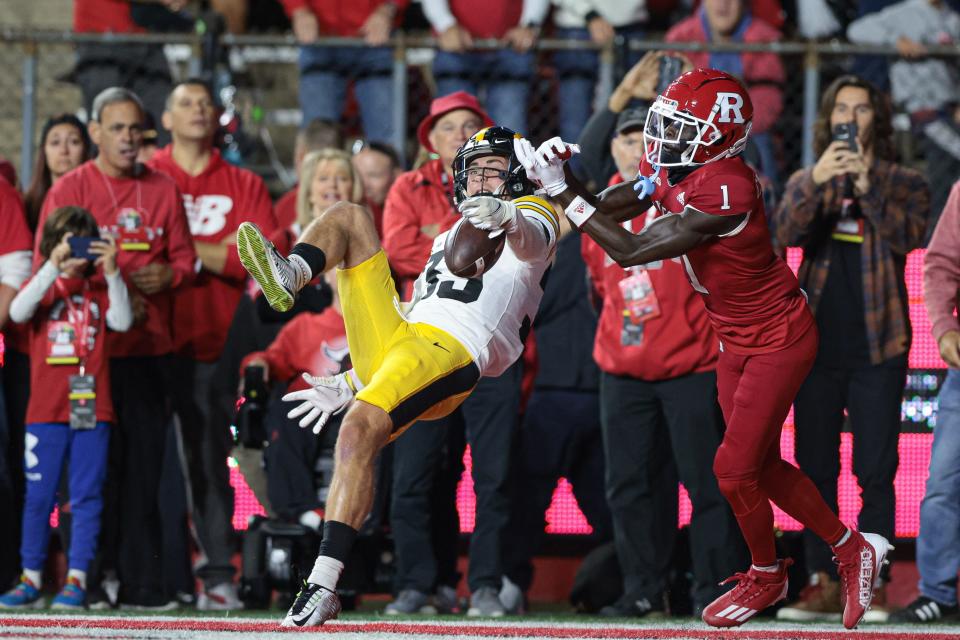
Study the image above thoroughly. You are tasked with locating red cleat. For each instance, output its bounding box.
[701,559,792,627]
[833,531,893,629]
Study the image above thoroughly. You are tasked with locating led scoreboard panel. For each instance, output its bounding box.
[229,249,943,538]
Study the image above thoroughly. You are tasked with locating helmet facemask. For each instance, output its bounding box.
[643,95,751,168]
[452,126,535,205]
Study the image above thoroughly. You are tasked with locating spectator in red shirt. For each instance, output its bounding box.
[0,177,33,591]
[351,141,401,237]
[2,206,131,610]
[276,119,344,230]
[281,0,408,145]
[148,79,278,610]
[23,115,93,232]
[71,0,174,146]
[38,87,196,610]
[666,0,785,183]
[423,0,548,134]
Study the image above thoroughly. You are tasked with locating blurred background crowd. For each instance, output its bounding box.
[0,0,959,625]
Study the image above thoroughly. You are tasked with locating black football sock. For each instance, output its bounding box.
[288,243,326,289]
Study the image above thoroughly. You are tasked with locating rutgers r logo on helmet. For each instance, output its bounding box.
[714,92,746,124]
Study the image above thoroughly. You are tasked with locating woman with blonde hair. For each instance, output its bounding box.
[293,149,366,235]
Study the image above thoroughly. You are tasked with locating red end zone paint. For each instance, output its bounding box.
[2,617,960,640]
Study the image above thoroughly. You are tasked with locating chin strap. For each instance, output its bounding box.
[633,164,661,200]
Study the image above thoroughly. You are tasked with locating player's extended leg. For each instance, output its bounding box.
[237,201,380,312]
[282,401,393,627]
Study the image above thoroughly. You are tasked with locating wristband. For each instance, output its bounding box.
[565,196,597,228]
[545,180,569,198]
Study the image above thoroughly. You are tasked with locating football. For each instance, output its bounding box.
[443,220,505,278]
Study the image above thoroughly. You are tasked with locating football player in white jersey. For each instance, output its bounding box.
[234,126,559,628]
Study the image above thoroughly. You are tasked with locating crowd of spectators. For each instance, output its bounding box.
[0,0,957,624]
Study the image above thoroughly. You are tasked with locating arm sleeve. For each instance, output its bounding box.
[772,168,829,248]
[164,188,199,290]
[507,198,558,262]
[422,0,457,32]
[924,181,960,341]
[381,179,439,278]
[9,261,58,324]
[105,270,133,331]
[577,106,621,189]
[0,251,33,290]
[859,166,929,255]
[222,178,278,282]
[520,0,550,25]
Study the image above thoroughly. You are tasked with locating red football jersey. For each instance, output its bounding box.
[25,278,115,425]
[240,307,348,392]
[38,161,197,358]
[638,155,814,354]
[150,147,278,362]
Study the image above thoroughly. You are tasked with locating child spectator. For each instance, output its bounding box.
[0,206,132,609]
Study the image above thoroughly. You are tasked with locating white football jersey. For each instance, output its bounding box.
[406,196,559,377]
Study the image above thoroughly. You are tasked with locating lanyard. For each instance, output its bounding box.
[54,279,92,376]
[98,167,143,217]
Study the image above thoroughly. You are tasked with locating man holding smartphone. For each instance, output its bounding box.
[772,75,930,622]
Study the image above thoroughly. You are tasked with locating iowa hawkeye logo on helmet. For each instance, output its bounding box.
[453,126,536,205]
[643,69,754,167]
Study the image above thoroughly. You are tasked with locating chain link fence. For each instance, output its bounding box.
[0,30,957,221]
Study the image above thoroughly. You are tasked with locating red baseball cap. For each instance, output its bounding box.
[416,91,493,154]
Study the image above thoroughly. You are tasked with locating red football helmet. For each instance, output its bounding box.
[643,68,754,167]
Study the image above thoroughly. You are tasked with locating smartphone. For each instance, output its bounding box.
[832,121,859,153]
[657,55,683,94]
[67,236,97,261]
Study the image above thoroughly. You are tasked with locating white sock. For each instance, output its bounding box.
[834,528,852,548]
[67,569,87,590]
[752,563,780,573]
[308,555,344,592]
[287,254,312,290]
[22,568,41,588]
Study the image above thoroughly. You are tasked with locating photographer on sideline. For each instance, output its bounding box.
[771,75,929,622]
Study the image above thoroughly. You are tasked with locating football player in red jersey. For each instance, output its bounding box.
[512,69,891,629]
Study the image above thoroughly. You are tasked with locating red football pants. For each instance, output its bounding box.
[713,325,847,566]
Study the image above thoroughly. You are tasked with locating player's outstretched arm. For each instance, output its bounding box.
[580,205,747,267]
[514,137,648,223]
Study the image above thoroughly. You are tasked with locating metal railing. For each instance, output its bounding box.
[1,28,958,188]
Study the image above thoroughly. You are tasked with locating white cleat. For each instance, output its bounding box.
[281,582,341,628]
[236,221,298,312]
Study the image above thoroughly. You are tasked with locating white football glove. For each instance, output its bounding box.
[458,195,517,238]
[514,137,580,197]
[283,371,355,434]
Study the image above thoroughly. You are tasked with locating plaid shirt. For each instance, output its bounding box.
[773,161,930,365]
